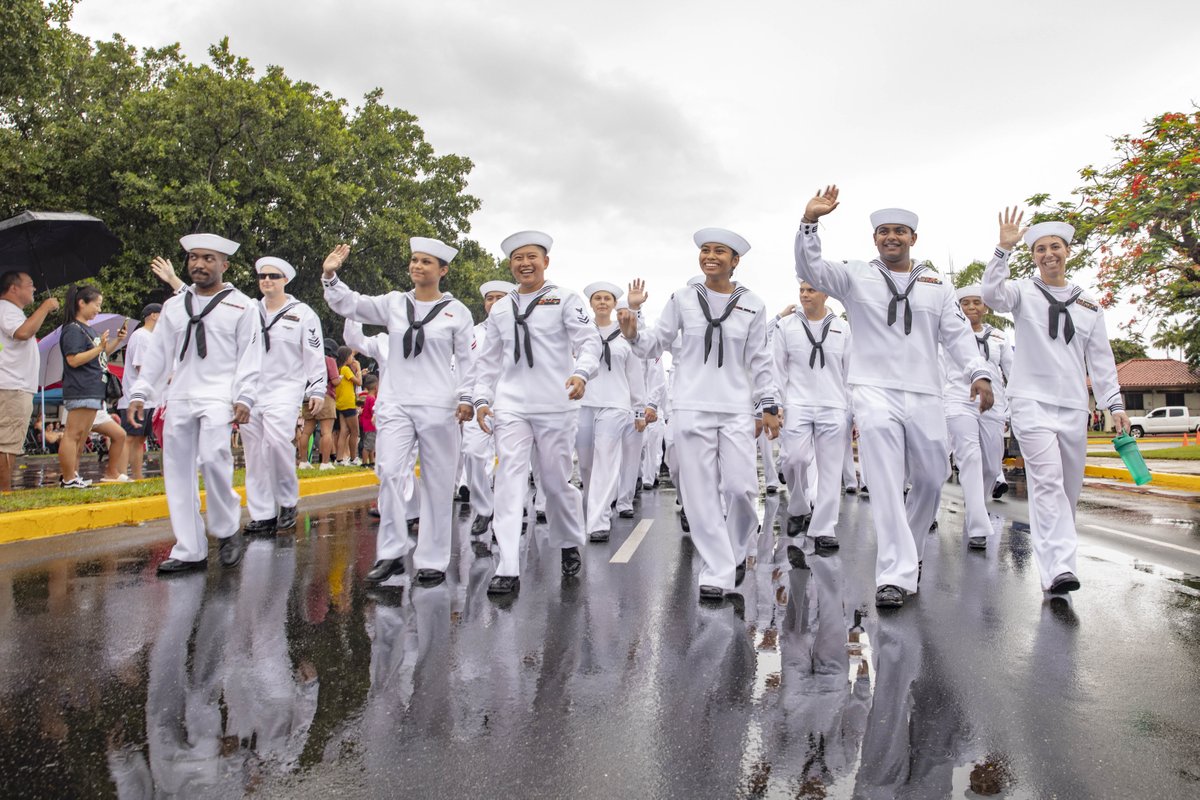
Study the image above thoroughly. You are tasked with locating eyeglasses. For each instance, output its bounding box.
[257,273,285,281]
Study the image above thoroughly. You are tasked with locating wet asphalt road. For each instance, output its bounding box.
[1,478,1199,799]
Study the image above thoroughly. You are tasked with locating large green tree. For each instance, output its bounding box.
[0,2,506,337]
[1024,108,1200,365]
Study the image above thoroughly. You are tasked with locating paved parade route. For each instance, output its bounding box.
[1,481,1199,799]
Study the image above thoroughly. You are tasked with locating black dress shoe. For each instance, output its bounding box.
[470,514,493,536]
[276,506,297,531]
[457,485,471,503]
[561,546,582,577]
[786,545,808,570]
[157,557,207,575]
[875,584,905,608]
[406,518,419,537]
[929,520,939,532]
[992,482,1009,499]
[968,535,988,550]
[844,486,858,495]
[487,575,520,594]
[218,532,245,567]
[860,485,869,496]
[735,560,747,586]
[416,569,446,586]
[243,518,276,536]
[588,530,610,543]
[765,485,778,495]
[471,540,492,557]
[1049,572,1081,593]
[813,536,840,552]
[778,471,786,486]
[786,514,811,536]
[698,584,724,601]
[618,509,635,519]
[536,511,548,524]
[679,508,690,533]
[727,593,746,618]
[366,558,405,582]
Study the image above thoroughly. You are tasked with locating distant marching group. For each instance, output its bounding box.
[123,185,1129,609]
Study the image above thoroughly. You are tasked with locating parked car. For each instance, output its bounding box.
[1127,406,1198,438]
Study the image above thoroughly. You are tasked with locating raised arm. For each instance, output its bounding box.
[795,185,853,300]
[621,280,680,361]
[320,244,392,326]
[982,207,1027,313]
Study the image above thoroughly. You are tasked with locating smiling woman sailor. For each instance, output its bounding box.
[983,209,1130,597]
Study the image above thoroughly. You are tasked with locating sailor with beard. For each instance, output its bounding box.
[128,234,263,574]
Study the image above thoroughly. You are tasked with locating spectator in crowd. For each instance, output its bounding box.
[360,373,378,468]
[117,304,162,479]
[297,341,340,470]
[0,270,60,491]
[334,345,362,465]
[58,284,128,488]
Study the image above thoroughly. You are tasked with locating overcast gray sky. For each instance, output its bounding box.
[72,0,1200,349]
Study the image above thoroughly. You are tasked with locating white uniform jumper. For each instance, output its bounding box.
[795,222,990,593]
[941,323,1012,541]
[460,320,496,521]
[576,322,646,535]
[241,297,327,522]
[640,357,667,487]
[472,285,602,578]
[630,283,776,590]
[130,284,262,562]
[324,277,475,573]
[983,248,1123,589]
[774,312,853,539]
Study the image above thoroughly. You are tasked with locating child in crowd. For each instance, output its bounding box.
[334,345,362,465]
[360,373,378,467]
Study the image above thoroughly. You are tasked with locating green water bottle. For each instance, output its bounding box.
[1112,433,1152,485]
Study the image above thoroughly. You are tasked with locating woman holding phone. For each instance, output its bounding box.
[58,285,128,487]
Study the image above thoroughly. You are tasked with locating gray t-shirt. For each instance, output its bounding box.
[61,321,106,400]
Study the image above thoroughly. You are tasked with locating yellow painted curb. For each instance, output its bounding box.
[0,471,380,545]
[1083,464,1200,492]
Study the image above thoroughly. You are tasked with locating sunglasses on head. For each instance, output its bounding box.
[257,273,285,281]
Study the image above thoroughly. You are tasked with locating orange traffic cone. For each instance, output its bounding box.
[1184,431,1191,447]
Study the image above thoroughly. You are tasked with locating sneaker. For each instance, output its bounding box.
[351,458,363,466]
[319,462,335,471]
[98,474,132,483]
[298,461,313,470]
[60,477,91,489]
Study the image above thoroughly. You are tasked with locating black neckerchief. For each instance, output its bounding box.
[975,324,992,361]
[802,313,835,369]
[600,327,622,370]
[871,261,925,335]
[1033,280,1081,344]
[693,284,746,367]
[181,287,235,359]
[259,299,299,353]
[403,294,453,358]
[511,285,554,367]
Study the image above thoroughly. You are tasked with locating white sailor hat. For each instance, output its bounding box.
[583,281,623,300]
[687,274,705,286]
[180,233,239,256]
[1023,221,1074,248]
[955,284,983,301]
[869,208,919,231]
[255,256,296,284]
[501,230,553,258]
[479,280,515,298]
[693,227,751,255]
[410,236,458,264]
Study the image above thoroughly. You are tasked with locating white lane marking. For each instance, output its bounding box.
[1084,524,1200,557]
[610,519,654,564]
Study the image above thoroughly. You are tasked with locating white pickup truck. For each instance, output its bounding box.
[1127,406,1198,437]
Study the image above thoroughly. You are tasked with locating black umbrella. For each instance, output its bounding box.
[0,211,122,291]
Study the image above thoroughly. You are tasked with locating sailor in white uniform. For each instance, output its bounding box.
[639,357,667,489]
[472,231,602,595]
[795,188,993,608]
[461,280,515,538]
[774,280,853,551]
[129,233,262,574]
[982,209,1129,594]
[620,228,780,601]
[576,282,646,542]
[322,238,476,587]
[240,257,327,535]
[613,304,649,520]
[942,284,1013,550]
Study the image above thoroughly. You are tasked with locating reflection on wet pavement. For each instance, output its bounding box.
[1,484,1200,798]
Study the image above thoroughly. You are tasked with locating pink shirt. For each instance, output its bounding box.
[361,394,376,432]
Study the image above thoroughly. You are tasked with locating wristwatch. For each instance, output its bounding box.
[763,405,779,416]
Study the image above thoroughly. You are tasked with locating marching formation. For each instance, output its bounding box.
[124,187,1130,609]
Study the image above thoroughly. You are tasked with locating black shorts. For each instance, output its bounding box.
[337,408,358,418]
[120,407,155,438]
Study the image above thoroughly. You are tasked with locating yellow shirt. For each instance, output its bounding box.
[335,365,358,411]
